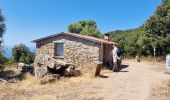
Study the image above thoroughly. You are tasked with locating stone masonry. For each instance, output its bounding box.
[35,34,103,68]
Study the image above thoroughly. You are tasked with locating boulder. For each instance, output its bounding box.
[0,78,7,83]
[34,54,77,78]
[64,70,81,77]
[135,56,140,62]
[40,74,60,84]
[16,63,34,74]
[35,65,47,78]
[8,78,18,83]
[21,64,34,74]
[17,63,26,70]
[34,54,75,69]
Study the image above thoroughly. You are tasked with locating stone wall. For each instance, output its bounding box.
[35,34,102,68]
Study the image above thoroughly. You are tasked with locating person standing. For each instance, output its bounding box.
[112,44,118,72]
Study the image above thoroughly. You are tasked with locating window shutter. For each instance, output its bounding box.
[55,43,64,56]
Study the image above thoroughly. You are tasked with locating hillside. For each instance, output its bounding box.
[108,26,144,56]
[108,0,170,57]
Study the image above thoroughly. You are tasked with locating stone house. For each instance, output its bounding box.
[32,32,115,68]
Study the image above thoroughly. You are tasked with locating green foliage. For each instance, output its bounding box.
[12,44,35,64]
[144,0,170,56]
[109,0,170,57]
[80,25,101,38]
[162,0,170,6]
[109,27,144,56]
[0,9,6,70]
[0,51,7,71]
[68,20,102,38]
[68,23,82,33]
[0,9,5,38]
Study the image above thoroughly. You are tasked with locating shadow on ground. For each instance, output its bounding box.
[0,69,34,82]
[99,75,109,78]
[0,70,24,82]
[116,64,129,72]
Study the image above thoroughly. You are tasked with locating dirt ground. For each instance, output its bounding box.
[0,59,170,100]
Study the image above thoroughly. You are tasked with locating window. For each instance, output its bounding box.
[55,43,64,56]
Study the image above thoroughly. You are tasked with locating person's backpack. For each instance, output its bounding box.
[117,48,122,56]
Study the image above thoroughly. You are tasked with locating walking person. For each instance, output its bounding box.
[117,46,122,68]
[112,44,118,72]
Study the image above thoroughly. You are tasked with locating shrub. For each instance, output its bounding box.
[0,51,7,71]
[12,44,35,64]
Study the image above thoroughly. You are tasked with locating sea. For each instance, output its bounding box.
[4,47,36,58]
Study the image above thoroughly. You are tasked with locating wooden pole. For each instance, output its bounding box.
[95,64,102,76]
[154,48,156,58]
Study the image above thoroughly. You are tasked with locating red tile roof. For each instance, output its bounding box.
[32,32,116,44]
[65,32,115,44]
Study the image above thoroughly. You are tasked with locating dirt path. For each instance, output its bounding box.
[98,60,170,100]
[0,60,170,100]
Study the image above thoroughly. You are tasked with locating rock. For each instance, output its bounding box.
[4,70,15,76]
[17,63,26,69]
[34,54,76,78]
[35,65,47,78]
[16,63,34,74]
[13,68,22,75]
[64,69,81,77]
[21,64,34,74]
[135,56,140,62]
[8,78,18,83]
[0,78,7,83]
[34,54,75,69]
[40,74,60,84]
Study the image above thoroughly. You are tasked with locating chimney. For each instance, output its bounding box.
[104,33,110,41]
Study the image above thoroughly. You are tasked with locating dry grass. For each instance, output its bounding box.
[21,73,40,86]
[141,56,166,63]
[0,66,110,100]
[20,65,98,86]
[3,60,169,100]
[123,56,165,63]
[150,80,170,100]
[18,68,95,88]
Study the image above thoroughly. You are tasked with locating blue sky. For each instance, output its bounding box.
[0,0,161,48]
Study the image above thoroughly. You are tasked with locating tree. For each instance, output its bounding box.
[68,20,102,38]
[0,9,5,44]
[68,23,82,33]
[80,25,101,38]
[0,9,6,70]
[144,0,170,56]
[12,44,35,64]
[109,27,144,56]
[108,0,170,57]
[162,0,170,6]
[0,51,7,71]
